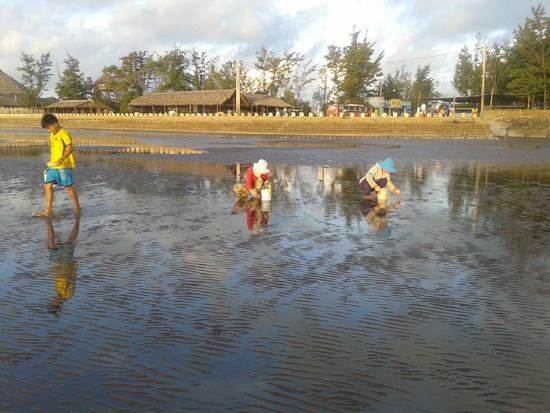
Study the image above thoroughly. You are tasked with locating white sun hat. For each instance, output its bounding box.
[253,159,269,175]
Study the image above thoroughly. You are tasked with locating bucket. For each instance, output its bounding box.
[261,200,271,213]
[261,183,271,201]
[378,188,388,200]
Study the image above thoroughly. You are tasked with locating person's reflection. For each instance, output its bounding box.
[45,216,80,314]
[361,198,400,239]
[233,198,270,233]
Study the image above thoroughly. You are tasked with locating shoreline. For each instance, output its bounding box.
[0,110,548,144]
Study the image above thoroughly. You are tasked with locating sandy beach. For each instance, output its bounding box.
[1,129,549,411]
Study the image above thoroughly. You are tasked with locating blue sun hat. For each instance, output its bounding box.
[378,158,396,173]
[376,226,392,239]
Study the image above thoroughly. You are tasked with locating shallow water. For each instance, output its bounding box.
[1,137,549,412]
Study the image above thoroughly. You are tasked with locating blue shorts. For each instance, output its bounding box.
[44,168,75,187]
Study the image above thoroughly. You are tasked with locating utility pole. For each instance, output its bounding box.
[236,60,241,116]
[378,76,384,117]
[480,43,487,117]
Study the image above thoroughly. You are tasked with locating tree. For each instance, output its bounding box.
[485,42,511,97]
[411,64,439,108]
[269,51,294,97]
[383,66,413,100]
[454,34,515,108]
[82,77,94,99]
[287,56,318,102]
[101,50,153,111]
[507,3,550,108]
[508,65,545,108]
[55,54,88,100]
[17,51,52,106]
[253,46,272,94]
[204,60,250,90]
[253,47,291,96]
[325,28,383,103]
[252,47,316,100]
[452,46,476,95]
[153,47,193,92]
[191,50,217,90]
[312,66,330,114]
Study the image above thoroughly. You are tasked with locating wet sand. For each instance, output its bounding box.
[1,136,549,412]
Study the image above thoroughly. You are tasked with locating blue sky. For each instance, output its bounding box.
[0,0,543,98]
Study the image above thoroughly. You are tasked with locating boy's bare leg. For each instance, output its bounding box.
[34,183,54,217]
[65,186,81,215]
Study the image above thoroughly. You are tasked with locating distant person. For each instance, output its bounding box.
[233,159,270,201]
[420,102,427,117]
[359,158,402,201]
[34,114,81,217]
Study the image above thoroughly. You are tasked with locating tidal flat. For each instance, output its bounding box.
[1,134,549,412]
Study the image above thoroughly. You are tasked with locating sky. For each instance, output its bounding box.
[0,0,545,100]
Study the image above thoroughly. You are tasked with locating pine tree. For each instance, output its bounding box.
[55,54,87,100]
[507,3,550,108]
[17,51,52,107]
[325,28,383,103]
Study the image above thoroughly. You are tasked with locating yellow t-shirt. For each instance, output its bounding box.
[50,128,76,168]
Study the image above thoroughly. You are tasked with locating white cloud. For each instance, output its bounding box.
[0,0,542,97]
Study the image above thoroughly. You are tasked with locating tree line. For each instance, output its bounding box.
[15,3,549,112]
[452,3,549,109]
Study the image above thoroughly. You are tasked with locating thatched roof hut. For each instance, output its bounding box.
[243,93,293,109]
[128,89,293,114]
[0,69,27,107]
[45,99,113,114]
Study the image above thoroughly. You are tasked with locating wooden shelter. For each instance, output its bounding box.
[128,89,293,115]
[243,93,295,114]
[45,99,113,114]
[0,69,27,107]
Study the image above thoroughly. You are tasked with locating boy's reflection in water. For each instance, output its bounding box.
[233,198,270,233]
[361,198,400,239]
[46,216,80,314]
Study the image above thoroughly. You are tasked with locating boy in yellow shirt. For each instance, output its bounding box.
[34,114,81,217]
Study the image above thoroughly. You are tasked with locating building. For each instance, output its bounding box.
[366,97,412,117]
[128,89,293,115]
[0,69,27,107]
[45,99,114,114]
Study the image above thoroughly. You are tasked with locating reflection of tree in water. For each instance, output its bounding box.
[447,162,480,217]
[447,163,549,264]
[46,217,80,315]
[404,161,430,199]
[316,166,361,228]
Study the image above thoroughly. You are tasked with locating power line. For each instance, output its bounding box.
[240,47,482,69]
[383,50,462,65]
[383,46,485,65]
